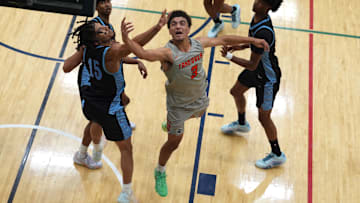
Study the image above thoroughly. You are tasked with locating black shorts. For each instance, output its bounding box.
[81,98,132,141]
[237,70,280,111]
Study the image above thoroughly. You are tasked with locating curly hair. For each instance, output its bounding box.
[71,21,97,51]
[167,10,192,28]
[263,0,283,12]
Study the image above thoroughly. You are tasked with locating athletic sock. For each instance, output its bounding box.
[269,139,282,156]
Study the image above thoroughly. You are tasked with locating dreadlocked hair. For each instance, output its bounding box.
[70,20,98,51]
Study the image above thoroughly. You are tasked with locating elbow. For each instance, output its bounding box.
[247,61,260,71]
[62,65,70,73]
[62,63,73,73]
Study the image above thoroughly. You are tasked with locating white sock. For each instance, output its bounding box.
[79,144,88,157]
[122,183,132,194]
[156,164,166,173]
[93,143,102,152]
[92,143,103,162]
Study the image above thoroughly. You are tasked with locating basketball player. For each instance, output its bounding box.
[204,0,241,37]
[120,10,269,197]
[63,0,152,170]
[220,0,286,169]
[64,10,168,203]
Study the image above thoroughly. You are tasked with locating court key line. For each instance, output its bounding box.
[0,124,123,185]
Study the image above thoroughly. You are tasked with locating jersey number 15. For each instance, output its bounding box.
[87,58,103,80]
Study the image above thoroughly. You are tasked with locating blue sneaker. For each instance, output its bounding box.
[221,120,251,134]
[207,21,225,38]
[255,152,287,169]
[231,4,241,28]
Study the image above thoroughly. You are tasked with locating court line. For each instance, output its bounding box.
[189,47,216,203]
[7,16,77,203]
[308,0,314,202]
[2,6,359,64]
[215,60,230,65]
[114,6,360,39]
[0,124,123,185]
[207,112,224,118]
[0,13,210,63]
[113,6,208,20]
[189,17,211,38]
[0,42,65,62]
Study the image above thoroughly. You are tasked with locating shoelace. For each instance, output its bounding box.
[229,121,239,127]
[212,23,221,31]
[156,173,167,186]
[262,153,275,162]
[232,13,236,22]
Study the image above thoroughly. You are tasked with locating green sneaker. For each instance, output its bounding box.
[154,169,168,197]
[161,121,168,132]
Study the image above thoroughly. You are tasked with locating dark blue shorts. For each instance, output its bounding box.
[237,70,280,111]
[81,98,132,141]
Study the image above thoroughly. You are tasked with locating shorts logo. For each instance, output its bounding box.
[176,128,183,135]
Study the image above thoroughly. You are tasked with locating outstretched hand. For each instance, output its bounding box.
[220,46,230,57]
[157,9,168,28]
[121,17,134,43]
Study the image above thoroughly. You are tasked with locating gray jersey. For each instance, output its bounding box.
[164,38,208,109]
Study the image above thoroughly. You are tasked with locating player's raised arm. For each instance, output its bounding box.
[121,18,173,63]
[196,35,269,51]
[132,9,167,46]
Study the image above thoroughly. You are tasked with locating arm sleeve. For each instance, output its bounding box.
[251,29,273,54]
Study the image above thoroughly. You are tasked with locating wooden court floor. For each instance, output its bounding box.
[0,0,359,202]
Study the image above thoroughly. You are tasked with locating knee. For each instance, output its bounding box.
[121,93,130,106]
[119,141,133,154]
[230,87,241,97]
[258,112,271,125]
[167,139,181,151]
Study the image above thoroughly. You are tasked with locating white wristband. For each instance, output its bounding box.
[225,52,233,60]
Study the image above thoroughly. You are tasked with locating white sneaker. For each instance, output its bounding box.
[231,4,241,28]
[255,152,287,169]
[221,120,251,134]
[73,151,102,169]
[130,121,136,130]
[117,191,138,203]
[207,21,225,38]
